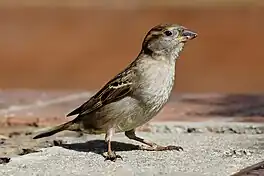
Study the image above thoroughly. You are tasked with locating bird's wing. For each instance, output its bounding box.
[67,68,135,117]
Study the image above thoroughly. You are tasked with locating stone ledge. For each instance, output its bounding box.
[1,91,264,127]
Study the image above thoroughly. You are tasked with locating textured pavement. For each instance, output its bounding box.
[1,91,264,175]
[1,122,264,176]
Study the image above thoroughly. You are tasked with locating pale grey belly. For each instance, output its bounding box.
[114,97,159,132]
[79,96,162,133]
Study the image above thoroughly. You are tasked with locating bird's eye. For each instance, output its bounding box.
[164,30,173,36]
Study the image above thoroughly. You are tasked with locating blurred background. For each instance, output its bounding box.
[1,0,264,93]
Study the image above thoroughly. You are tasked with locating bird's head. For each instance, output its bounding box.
[142,24,197,60]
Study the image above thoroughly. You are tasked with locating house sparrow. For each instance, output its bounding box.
[33,24,197,161]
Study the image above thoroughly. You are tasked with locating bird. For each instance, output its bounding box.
[33,24,197,161]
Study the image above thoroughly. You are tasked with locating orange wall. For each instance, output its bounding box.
[0,6,263,93]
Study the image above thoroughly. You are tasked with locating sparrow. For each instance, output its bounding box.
[33,24,197,161]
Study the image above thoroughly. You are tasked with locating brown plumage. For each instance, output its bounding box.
[33,24,197,161]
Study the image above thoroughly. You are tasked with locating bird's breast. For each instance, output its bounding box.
[133,61,175,118]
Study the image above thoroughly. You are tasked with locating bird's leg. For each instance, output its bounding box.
[104,128,122,161]
[125,129,183,151]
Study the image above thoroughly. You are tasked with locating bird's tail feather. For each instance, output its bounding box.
[33,121,74,139]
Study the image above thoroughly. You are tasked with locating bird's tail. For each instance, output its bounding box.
[33,121,75,139]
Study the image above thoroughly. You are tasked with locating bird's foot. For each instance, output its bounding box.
[138,145,183,151]
[103,151,123,161]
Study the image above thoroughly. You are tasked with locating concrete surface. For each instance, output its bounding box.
[1,122,264,176]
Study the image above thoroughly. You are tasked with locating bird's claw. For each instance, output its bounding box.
[138,145,183,151]
[103,151,123,161]
[164,145,183,151]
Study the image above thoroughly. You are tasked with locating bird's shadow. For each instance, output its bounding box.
[59,139,140,156]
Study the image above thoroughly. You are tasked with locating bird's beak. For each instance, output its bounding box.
[182,29,197,40]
